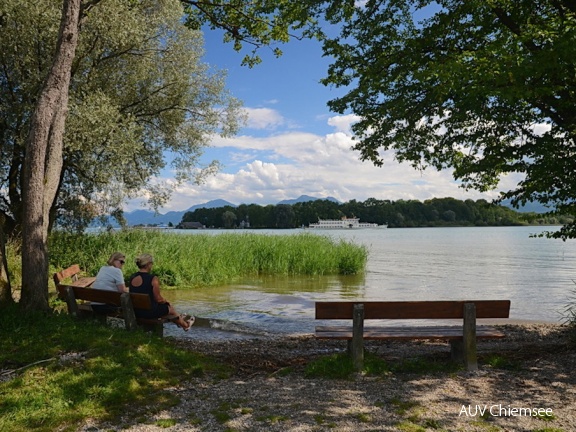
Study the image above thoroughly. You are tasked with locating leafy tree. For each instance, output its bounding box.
[5,0,325,311]
[1,0,242,235]
[321,0,576,238]
[273,204,295,228]
[222,210,237,228]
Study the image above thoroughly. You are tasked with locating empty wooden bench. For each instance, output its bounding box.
[53,264,96,288]
[315,300,511,371]
[56,284,176,336]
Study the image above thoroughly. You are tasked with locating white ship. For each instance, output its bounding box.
[308,217,386,229]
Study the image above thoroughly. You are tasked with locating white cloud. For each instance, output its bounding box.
[126,114,518,212]
[327,114,361,134]
[244,107,285,129]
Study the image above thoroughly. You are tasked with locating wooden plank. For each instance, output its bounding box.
[57,285,152,310]
[68,277,96,288]
[315,300,510,320]
[58,264,81,280]
[53,264,82,285]
[315,325,506,340]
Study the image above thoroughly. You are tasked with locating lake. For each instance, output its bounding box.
[161,225,576,339]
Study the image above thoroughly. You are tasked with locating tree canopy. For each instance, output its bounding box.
[178,197,563,229]
[0,0,244,233]
[320,0,576,239]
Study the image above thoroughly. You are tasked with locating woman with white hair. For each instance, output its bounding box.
[129,253,194,331]
[91,251,127,314]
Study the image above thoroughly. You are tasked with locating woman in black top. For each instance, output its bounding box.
[129,253,193,331]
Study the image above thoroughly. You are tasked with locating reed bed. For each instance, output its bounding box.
[48,230,368,288]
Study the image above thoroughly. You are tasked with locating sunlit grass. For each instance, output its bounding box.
[48,230,368,287]
[0,304,224,432]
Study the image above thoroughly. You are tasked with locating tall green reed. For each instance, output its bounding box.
[48,230,368,288]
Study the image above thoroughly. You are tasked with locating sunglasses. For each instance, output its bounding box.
[118,260,125,264]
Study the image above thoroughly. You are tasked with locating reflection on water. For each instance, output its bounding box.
[162,273,366,339]
[161,226,576,340]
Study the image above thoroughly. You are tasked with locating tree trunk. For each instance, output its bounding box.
[0,215,13,307]
[20,0,81,312]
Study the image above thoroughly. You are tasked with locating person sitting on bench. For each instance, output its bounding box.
[91,252,127,314]
[129,254,194,331]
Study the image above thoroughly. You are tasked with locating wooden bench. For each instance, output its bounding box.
[56,284,176,336]
[53,264,96,288]
[315,300,511,371]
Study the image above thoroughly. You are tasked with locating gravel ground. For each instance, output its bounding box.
[81,323,576,432]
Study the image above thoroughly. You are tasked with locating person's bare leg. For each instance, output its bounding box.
[167,305,193,330]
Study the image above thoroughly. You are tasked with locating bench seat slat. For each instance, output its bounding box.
[68,277,97,288]
[315,325,506,340]
[316,300,511,320]
[56,285,152,309]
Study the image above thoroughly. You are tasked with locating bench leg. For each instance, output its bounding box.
[463,303,478,371]
[65,286,80,317]
[120,293,138,331]
[351,303,365,372]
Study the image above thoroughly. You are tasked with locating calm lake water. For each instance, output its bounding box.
[161,226,576,339]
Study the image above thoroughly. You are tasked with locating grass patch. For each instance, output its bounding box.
[390,398,422,416]
[353,412,372,423]
[396,420,427,432]
[0,304,226,432]
[304,351,390,379]
[305,351,460,379]
[305,353,356,379]
[155,418,177,428]
[47,230,368,288]
[483,354,522,371]
[533,411,556,422]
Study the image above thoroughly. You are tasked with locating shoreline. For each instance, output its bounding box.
[84,322,576,432]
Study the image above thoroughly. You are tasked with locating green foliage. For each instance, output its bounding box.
[483,354,522,371]
[180,197,565,229]
[304,351,461,380]
[48,230,368,287]
[0,0,243,233]
[0,304,220,432]
[181,0,325,67]
[319,0,576,239]
[304,352,390,379]
[304,353,356,379]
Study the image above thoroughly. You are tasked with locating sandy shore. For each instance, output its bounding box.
[82,323,576,432]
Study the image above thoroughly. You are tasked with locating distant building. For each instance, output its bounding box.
[239,219,250,229]
[178,221,205,229]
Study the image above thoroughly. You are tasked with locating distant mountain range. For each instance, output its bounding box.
[123,195,340,226]
[499,198,552,214]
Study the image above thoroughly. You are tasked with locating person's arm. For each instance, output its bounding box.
[113,268,127,293]
[152,276,168,304]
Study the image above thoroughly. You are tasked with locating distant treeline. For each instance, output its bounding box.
[179,197,569,229]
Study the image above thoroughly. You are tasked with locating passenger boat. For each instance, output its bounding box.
[308,217,386,229]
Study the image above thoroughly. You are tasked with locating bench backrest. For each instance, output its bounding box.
[53,264,96,288]
[57,285,153,310]
[315,300,510,320]
[54,264,82,285]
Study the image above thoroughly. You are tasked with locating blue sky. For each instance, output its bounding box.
[127,26,521,213]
